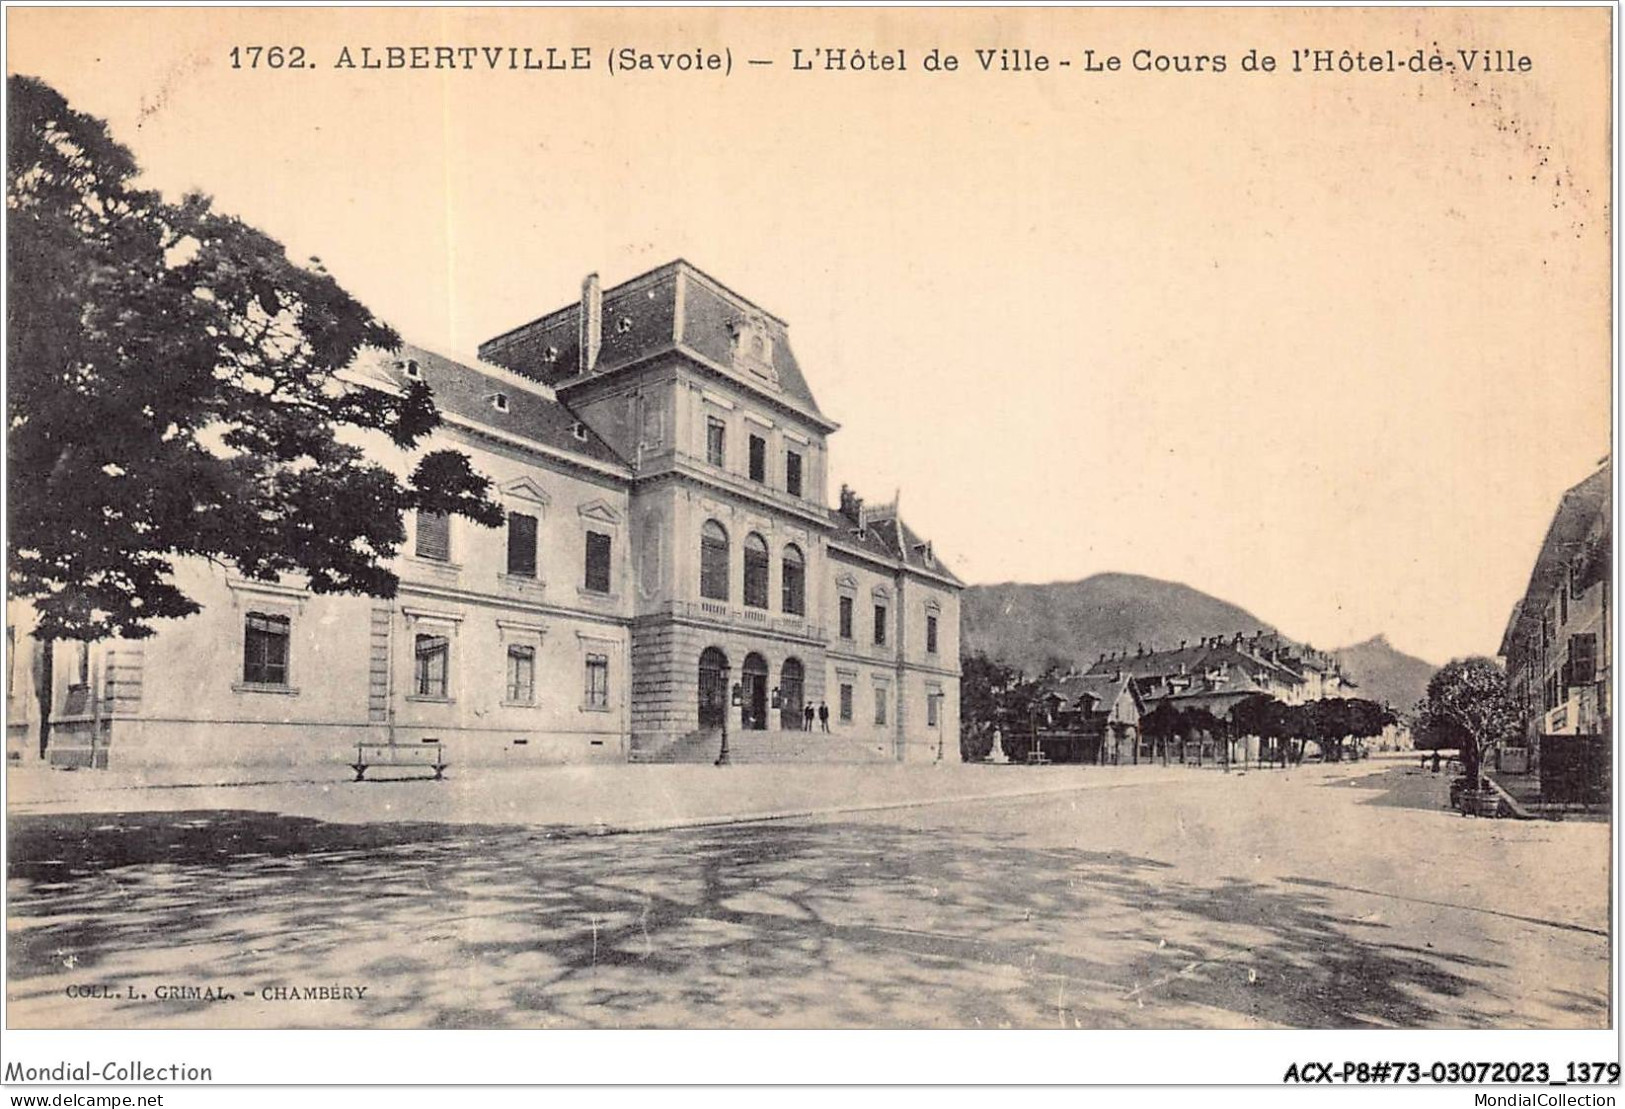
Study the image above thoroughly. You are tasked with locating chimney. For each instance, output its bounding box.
[1179,640,1187,650]
[840,484,866,526]
[579,273,602,374]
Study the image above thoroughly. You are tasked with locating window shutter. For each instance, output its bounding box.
[416,511,450,561]
[507,513,538,577]
[585,531,612,593]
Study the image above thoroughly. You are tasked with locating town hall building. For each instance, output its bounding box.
[6,261,962,773]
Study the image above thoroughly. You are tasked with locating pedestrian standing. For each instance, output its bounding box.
[803,702,815,730]
[818,702,830,732]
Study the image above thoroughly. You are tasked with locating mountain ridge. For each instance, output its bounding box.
[961,573,1436,713]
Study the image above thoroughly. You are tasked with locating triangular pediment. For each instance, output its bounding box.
[578,498,624,525]
[502,476,552,505]
[835,572,859,591]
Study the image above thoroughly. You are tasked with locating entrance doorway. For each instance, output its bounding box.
[780,658,805,730]
[741,652,768,730]
[698,647,729,729]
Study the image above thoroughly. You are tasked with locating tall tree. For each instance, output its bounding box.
[959,650,1018,760]
[7,75,502,647]
[1414,657,1522,786]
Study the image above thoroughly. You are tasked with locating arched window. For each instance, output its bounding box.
[700,520,730,601]
[743,533,770,609]
[781,544,806,616]
[698,646,729,729]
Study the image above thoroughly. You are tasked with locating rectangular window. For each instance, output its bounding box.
[243,612,291,686]
[926,614,939,654]
[415,511,450,561]
[413,633,449,699]
[585,653,610,708]
[874,686,889,726]
[1569,633,1598,686]
[506,644,536,704]
[584,531,612,594]
[506,512,538,577]
[706,417,726,468]
[839,683,854,723]
[927,695,940,728]
[874,604,888,646]
[1560,581,1569,625]
[785,450,803,497]
[839,596,854,639]
[749,434,766,483]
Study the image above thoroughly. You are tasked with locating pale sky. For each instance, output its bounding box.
[8,7,1612,665]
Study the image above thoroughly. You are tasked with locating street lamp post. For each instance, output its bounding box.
[717,680,740,767]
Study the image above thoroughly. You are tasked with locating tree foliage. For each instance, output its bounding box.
[959,650,1058,761]
[1226,693,1394,762]
[1414,657,1522,783]
[7,76,502,640]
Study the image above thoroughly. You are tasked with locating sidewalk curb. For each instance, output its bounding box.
[585,772,1238,836]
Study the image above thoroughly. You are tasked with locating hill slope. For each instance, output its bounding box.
[961,574,1437,713]
[961,573,1275,675]
[1330,635,1438,715]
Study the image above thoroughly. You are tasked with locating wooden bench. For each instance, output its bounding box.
[350,740,448,782]
[1026,750,1051,766]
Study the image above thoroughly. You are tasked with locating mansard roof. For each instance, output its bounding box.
[372,344,629,470]
[828,490,963,587]
[477,260,832,428]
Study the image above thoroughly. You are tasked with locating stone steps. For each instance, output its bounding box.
[631,728,895,764]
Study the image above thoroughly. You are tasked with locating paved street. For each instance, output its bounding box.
[5,758,1610,1029]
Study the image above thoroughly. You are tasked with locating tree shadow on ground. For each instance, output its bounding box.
[1322,766,1455,813]
[6,808,1605,1030]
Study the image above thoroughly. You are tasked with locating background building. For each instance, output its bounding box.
[1499,460,1611,778]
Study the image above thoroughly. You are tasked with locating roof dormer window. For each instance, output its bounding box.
[401,358,421,379]
[727,314,780,387]
[491,392,509,413]
[571,422,589,442]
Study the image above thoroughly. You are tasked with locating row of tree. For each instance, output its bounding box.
[958,650,1398,765]
[1143,694,1396,765]
[964,649,1529,787]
